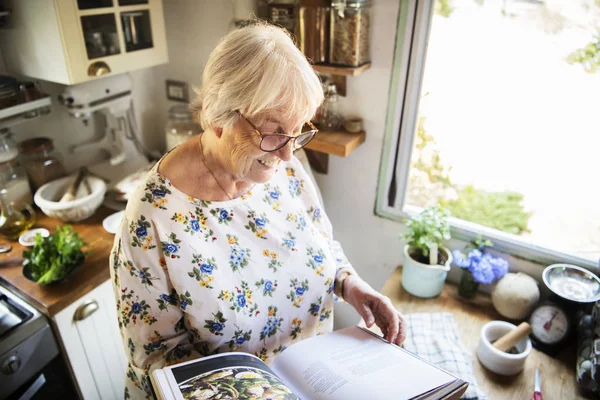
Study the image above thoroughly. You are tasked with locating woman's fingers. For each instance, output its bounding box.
[375,298,399,343]
[394,312,407,346]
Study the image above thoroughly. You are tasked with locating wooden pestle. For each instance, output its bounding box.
[492,322,532,352]
[59,168,88,203]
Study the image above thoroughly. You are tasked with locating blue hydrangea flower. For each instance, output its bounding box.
[190,220,200,232]
[319,314,327,322]
[486,254,509,280]
[264,280,273,292]
[269,191,279,200]
[299,216,307,227]
[313,208,321,219]
[452,250,470,268]
[219,209,229,221]
[471,256,495,284]
[466,249,483,267]
[285,239,295,248]
[152,189,166,198]
[454,247,508,285]
[296,287,306,296]
[313,255,323,263]
[131,302,142,314]
[255,218,266,227]
[236,294,246,308]
[200,263,214,274]
[180,301,188,311]
[135,226,147,238]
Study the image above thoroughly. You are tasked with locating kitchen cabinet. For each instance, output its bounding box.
[0,0,168,85]
[53,279,127,400]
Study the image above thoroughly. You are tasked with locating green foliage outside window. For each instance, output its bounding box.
[409,117,531,236]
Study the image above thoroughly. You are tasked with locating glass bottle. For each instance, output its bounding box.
[0,189,35,241]
[321,83,343,131]
[18,137,67,190]
[0,128,18,163]
[165,105,202,152]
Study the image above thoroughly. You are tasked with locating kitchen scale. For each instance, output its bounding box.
[528,264,600,357]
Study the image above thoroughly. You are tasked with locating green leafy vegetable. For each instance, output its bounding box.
[23,226,87,284]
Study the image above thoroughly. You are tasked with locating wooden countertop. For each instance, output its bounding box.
[0,207,116,317]
[376,267,586,400]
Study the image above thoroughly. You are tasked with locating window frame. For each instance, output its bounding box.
[375,0,598,271]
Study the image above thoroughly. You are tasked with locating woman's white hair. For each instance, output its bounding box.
[191,21,324,131]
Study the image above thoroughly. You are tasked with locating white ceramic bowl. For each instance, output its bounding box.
[34,176,106,222]
[477,321,532,376]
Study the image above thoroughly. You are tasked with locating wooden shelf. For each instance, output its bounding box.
[313,63,371,76]
[0,97,52,129]
[305,130,366,157]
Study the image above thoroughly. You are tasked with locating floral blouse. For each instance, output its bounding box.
[109,155,355,399]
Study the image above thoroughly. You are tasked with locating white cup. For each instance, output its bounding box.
[477,320,532,376]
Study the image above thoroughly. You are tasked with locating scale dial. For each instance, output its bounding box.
[530,304,570,345]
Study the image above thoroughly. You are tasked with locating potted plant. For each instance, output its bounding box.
[453,237,509,299]
[401,205,452,298]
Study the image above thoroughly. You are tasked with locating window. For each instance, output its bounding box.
[377,0,599,269]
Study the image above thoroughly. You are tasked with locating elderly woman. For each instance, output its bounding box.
[110,22,406,399]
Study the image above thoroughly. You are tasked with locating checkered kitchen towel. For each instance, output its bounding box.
[403,312,487,400]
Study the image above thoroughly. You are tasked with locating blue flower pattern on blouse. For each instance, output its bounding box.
[109,156,352,400]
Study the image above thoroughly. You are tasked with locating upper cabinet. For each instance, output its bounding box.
[0,0,168,85]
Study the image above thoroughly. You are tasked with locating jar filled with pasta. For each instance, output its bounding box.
[329,0,371,67]
[165,105,202,152]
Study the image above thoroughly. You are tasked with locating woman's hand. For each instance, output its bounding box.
[343,275,407,346]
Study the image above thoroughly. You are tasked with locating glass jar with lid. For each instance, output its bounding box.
[329,0,371,67]
[165,105,202,152]
[18,137,67,190]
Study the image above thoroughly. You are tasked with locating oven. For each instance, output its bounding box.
[0,281,78,400]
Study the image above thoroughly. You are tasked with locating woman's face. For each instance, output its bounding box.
[222,111,302,184]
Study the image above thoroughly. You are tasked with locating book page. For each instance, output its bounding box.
[271,326,457,400]
[158,352,300,400]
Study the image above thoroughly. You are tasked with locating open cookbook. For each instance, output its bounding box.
[150,326,468,400]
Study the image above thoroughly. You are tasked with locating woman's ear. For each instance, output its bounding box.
[214,127,223,138]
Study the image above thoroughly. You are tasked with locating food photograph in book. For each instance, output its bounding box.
[170,354,299,400]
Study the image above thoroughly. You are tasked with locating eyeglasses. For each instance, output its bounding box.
[238,112,319,152]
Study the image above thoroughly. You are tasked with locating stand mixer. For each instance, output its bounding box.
[58,74,154,186]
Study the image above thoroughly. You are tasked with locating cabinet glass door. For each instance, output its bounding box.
[81,14,121,59]
[118,0,148,5]
[121,10,153,52]
[77,0,113,10]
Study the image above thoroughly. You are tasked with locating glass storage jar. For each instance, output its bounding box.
[18,137,67,190]
[329,0,371,67]
[321,83,343,130]
[165,105,202,152]
[0,128,19,164]
[0,159,33,206]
